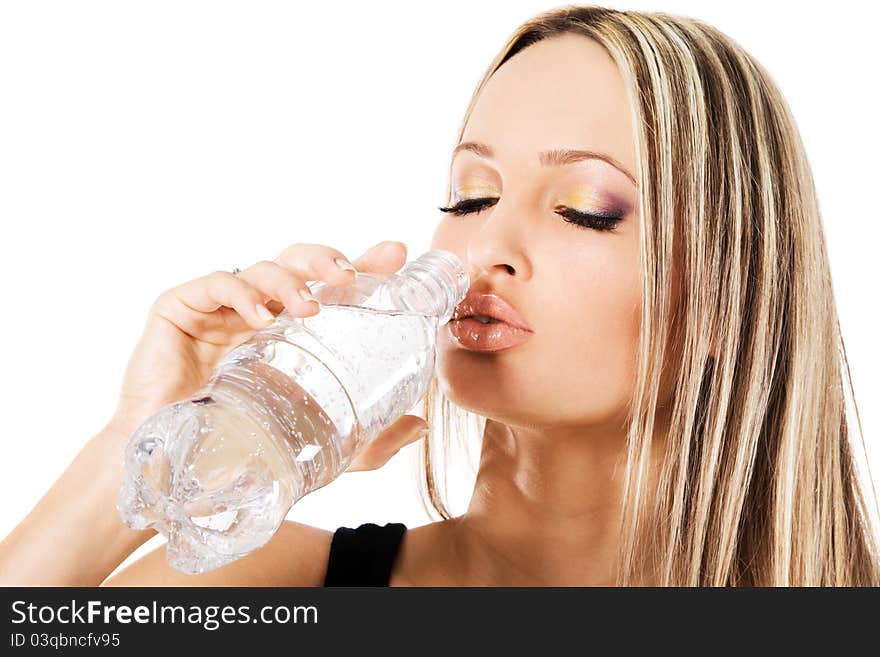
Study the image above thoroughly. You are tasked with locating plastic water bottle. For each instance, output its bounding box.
[116,249,470,574]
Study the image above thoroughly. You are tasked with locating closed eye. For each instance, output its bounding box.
[437,197,499,215]
[438,197,623,232]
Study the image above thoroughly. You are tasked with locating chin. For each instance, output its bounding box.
[435,345,536,424]
[435,339,631,432]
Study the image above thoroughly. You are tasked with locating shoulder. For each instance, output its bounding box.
[390,518,463,587]
[102,520,334,587]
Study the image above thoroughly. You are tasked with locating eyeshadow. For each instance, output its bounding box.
[560,188,629,216]
[454,178,499,200]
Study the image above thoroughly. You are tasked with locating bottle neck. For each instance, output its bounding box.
[392,250,470,324]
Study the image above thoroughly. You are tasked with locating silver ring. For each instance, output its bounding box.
[231,267,242,276]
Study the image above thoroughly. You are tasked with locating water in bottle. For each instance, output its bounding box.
[117,250,469,574]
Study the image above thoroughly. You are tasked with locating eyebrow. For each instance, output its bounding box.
[452,141,637,186]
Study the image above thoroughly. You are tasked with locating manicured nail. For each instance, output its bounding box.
[334,257,357,273]
[255,303,275,322]
[415,427,430,439]
[298,289,320,307]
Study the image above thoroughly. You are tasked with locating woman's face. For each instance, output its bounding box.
[431,34,644,431]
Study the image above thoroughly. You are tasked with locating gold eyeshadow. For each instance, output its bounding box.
[453,179,499,201]
[557,188,614,213]
[451,178,627,217]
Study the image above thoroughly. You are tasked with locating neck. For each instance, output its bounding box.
[452,416,664,586]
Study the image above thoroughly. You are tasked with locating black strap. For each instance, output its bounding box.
[323,522,408,586]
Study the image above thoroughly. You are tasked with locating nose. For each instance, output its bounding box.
[465,204,531,282]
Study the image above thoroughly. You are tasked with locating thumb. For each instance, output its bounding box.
[345,414,429,473]
[351,240,407,274]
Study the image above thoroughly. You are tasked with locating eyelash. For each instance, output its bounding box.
[437,197,623,232]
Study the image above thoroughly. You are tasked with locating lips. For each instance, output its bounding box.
[448,290,534,352]
[451,292,533,331]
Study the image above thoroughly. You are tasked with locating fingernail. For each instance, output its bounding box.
[415,427,430,439]
[255,303,275,322]
[334,257,357,273]
[298,289,320,307]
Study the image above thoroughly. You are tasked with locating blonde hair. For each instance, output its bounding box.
[417,4,880,586]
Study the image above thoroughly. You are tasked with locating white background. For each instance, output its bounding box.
[1,1,877,580]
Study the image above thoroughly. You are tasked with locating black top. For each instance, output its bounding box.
[323,522,408,586]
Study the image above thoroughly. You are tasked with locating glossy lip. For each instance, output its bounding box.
[450,291,533,331]
[448,318,533,352]
[447,290,534,352]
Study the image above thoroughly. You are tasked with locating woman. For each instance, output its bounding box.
[1,5,877,586]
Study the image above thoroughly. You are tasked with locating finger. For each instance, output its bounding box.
[274,243,360,288]
[346,415,429,473]
[351,240,408,275]
[232,260,320,317]
[163,270,279,331]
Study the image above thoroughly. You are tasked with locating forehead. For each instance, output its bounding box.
[461,33,636,175]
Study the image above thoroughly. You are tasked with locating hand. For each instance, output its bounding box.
[108,240,431,472]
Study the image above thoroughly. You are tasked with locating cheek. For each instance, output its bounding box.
[535,255,641,423]
[434,236,643,429]
[542,240,641,421]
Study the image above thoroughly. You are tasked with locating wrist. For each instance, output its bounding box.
[52,424,159,584]
[0,422,157,585]
[87,421,158,544]
[101,413,144,448]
